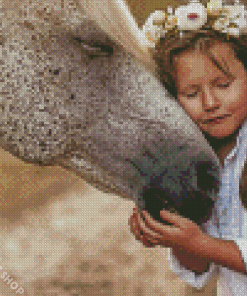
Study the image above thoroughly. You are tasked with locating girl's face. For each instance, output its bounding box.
[174,42,247,139]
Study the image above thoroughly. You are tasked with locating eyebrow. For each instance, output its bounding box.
[179,75,231,93]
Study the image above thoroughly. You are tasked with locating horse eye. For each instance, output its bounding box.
[74,38,114,57]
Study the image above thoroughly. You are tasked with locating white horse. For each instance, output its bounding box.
[0,0,220,224]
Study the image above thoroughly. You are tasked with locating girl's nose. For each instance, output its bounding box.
[202,89,221,112]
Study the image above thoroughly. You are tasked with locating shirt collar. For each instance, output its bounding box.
[237,117,247,145]
[225,117,247,163]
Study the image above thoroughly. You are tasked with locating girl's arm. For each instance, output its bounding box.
[204,237,247,276]
[172,246,211,275]
[172,236,246,276]
[164,212,247,276]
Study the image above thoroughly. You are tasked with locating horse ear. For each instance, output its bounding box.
[239,161,247,209]
[78,0,156,73]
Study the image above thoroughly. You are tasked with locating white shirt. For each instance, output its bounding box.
[167,118,247,296]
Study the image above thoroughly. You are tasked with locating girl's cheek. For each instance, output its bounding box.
[185,105,202,123]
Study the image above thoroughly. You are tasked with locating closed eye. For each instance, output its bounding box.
[74,37,114,57]
[217,82,231,88]
[185,81,231,98]
[186,92,198,98]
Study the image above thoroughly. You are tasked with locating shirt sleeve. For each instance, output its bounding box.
[233,207,247,272]
[167,248,219,290]
[167,212,221,290]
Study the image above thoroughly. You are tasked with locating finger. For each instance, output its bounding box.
[131,211,146,241]
[131,211,161,247]
[136,211,163,240]
[133,210,142,233]
[130,214,153,246]
[142,237,158,248]
[129,213,141,238]
[160,209,191,229]
[132,212,161,247]
[138,227,160,247]
[141,210,180,236]
[128,214,135,234]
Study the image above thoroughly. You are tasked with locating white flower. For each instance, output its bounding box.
[207,0,222,13]
[167,5,173,15]
[213,14,230,31]
[213,4,247,35]
[143,10,167,29]
[165,15,177,30]
[213,20,228,32]
[225,4,246,19]
[142,11,168,47]
[175,2,207,30]
[228,5,247,31]
[232,15,247,31]
[239,11,247,33]
[226,27,241,36]
[143,0,247,49]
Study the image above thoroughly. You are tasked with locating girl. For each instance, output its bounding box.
[129,1,247,295]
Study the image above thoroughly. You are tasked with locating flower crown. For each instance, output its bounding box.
[143,0,247,49]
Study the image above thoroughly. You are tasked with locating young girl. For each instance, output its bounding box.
[129,1,247,295]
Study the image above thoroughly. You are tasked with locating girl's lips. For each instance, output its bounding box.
[202,114,231,124]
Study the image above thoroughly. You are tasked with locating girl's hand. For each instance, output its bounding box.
[129,207,210,254]
[129,207,159,247]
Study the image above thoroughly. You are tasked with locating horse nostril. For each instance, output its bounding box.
[141,188,174,225]
[196,161,218,193]
[140,161,219,226]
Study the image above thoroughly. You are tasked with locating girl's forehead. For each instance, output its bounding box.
[176,43,230,61]
[173,42,237,77]
[209,42,236,60]
[173,43,239,88]
[175,42,235,63]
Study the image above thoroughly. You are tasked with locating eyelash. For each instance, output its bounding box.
[185,82,231,98]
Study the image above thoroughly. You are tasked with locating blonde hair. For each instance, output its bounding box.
[153,29,247,99]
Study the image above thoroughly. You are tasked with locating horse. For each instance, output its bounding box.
[0,0,220,224]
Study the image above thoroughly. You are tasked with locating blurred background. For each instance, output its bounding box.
[0,0,220,295]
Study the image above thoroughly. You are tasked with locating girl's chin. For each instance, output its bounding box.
[201,128,229,139]
[206,132,233,139]
[199,124,237,139]
[202,127,239,143]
